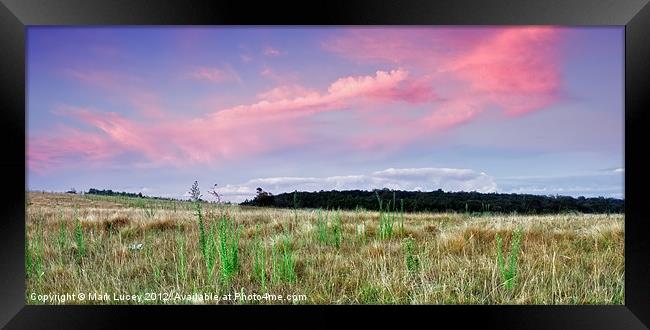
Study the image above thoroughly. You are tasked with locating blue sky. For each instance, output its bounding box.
[27,27,624,202]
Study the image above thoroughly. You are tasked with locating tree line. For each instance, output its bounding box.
[85,188,178,201]
[240,188,624,214]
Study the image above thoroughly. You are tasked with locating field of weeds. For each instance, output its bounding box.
[25,192,624,304]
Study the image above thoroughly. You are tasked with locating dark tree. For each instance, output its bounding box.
[189,181,201,202]
[86,188,178,201]
[246,187,275,207]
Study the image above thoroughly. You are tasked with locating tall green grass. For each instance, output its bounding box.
[315,209,329,244]
[398,199,405,235]
[26,227,44,279]
[25,236,33,278]
[176,229,187,283]
[355,223,366,243]
[143,204,156,219]
[404,237,420,275]
[205,222,218,281]
[377,192,403,240]
[196,202,207,262]
[252,227,267,289]
[57,217,67,264]
[272,235,296,284]
[293,191,299,223]
[332,211,343,249]
[195,202,219,282]
[314,209,342,248]
[74,215,85,262]
[496,226,524,291]
[217,214,241,285]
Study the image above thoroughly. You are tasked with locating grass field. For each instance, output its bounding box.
[25,192,624,304]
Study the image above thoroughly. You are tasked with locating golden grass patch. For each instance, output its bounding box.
[26,192,624,305]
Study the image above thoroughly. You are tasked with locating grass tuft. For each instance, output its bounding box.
[272,235,296,284]
[176,229,187,283]
[314,209,343,248]
[332,211,343,249]
[74,215,85,262]
[404,237,420,275]
[495,226,524,291]
[218,214,241,285]
[252,226,267,289]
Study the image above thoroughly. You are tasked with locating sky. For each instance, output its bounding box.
[26,27,624,202]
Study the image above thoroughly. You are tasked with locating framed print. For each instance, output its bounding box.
[1,0,649,328]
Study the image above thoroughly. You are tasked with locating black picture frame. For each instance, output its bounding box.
[1,0,648,328]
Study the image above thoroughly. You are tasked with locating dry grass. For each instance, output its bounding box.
[25,192,624,305]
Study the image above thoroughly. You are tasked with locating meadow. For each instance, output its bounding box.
[25,192,624,304]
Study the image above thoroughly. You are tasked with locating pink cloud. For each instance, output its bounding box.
[256,85,320,101]
[344,74,436,104]
[52,106,172,160]
[445,27,563,115]
[63,68,167,118]
[423,98,486,130]
[322,27,566,149]
[189,66,242,84]
[323,28,487,68]
[31,28,567,172]
[325,27,565,117]
[328,69,409,98]
[345,96,486,152]
[30,69,435,171]
[324,28,431,64]
[28,126,122,174]
[220,69,427,120]
[126,91,166,118]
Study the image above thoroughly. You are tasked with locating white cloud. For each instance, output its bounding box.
[497,168,624,199]
[216,167,497,203]
[504,185,624,197]
[263,47,284,56]
[499,171,622,181]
